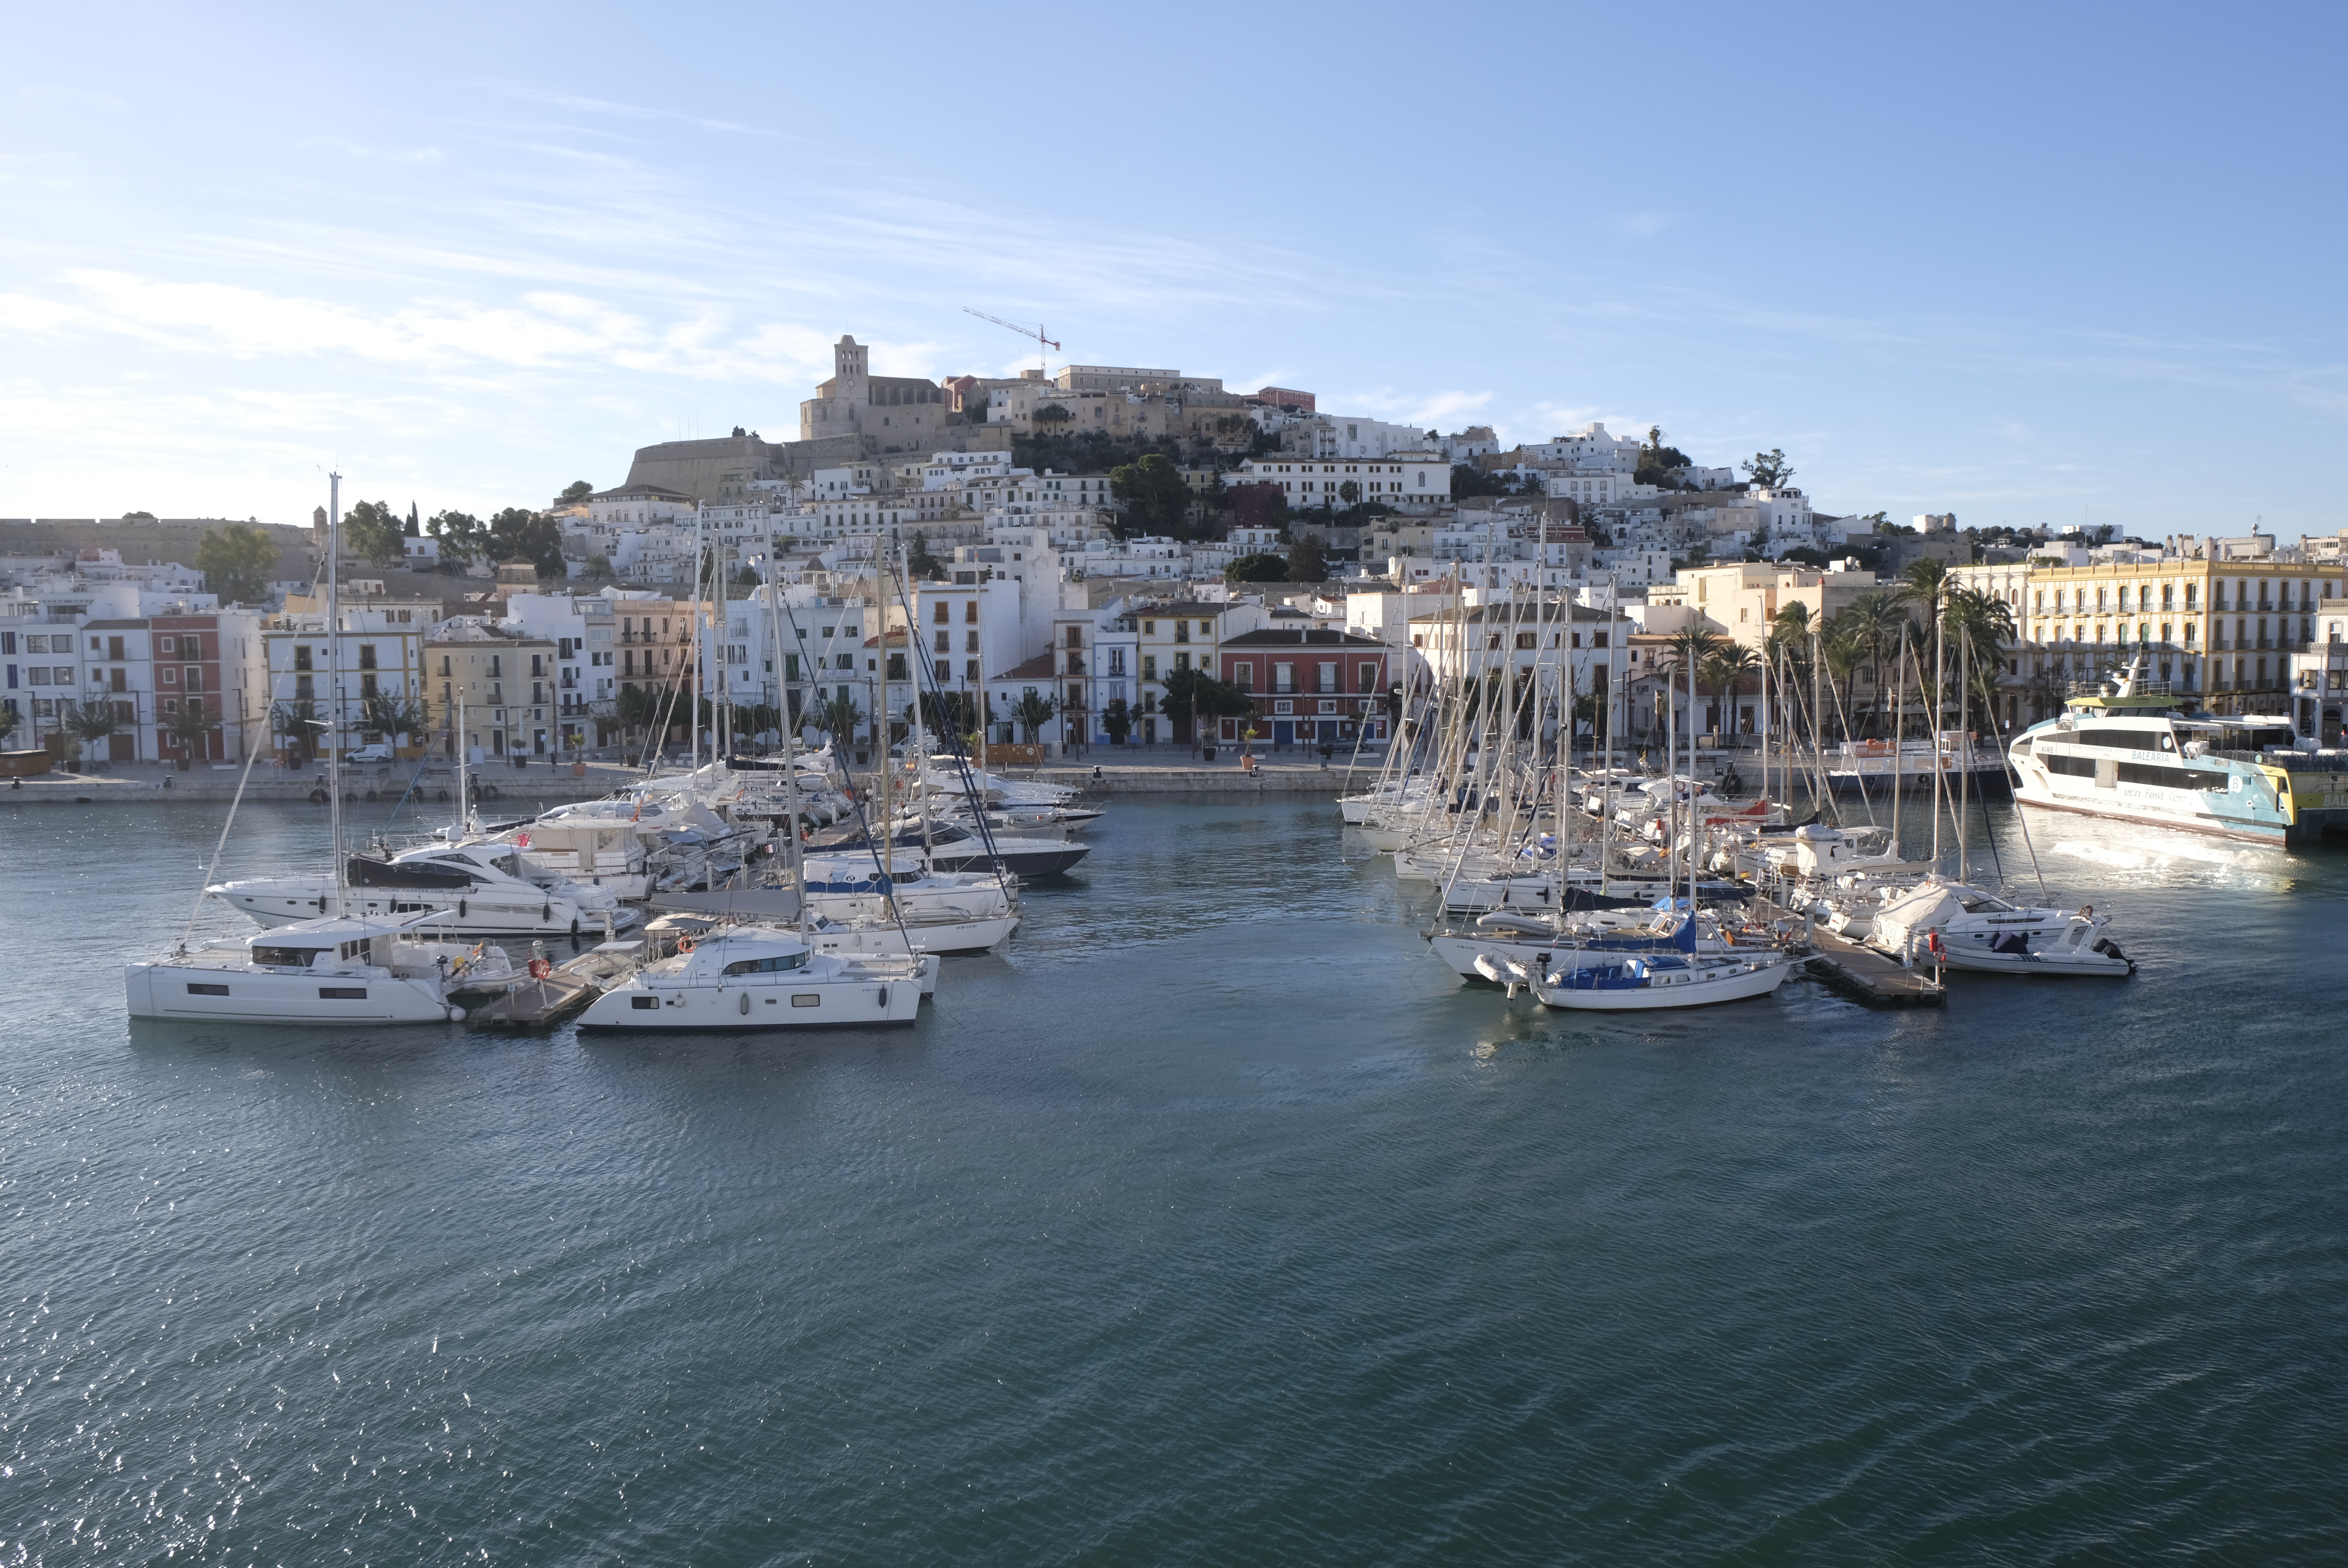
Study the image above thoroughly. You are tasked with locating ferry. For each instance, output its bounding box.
[2007,661,2348,845]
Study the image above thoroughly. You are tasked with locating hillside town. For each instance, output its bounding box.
[6,331,2348,770]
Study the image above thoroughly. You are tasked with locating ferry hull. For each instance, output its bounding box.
[2010,781,2289,845]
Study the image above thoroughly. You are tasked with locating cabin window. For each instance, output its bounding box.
[722,952,809,976]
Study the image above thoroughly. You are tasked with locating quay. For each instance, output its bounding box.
[0,758,644,809]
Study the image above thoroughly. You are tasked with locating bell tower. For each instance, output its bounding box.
[834,335,868,409]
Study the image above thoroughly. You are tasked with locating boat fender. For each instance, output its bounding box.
[570,917,581,939]
[876,986,889,1009]
[528,958,552,979]
[310,787,328,804]
[739,992,751,1015]
[540,903,552,923]
[457,898,468,920]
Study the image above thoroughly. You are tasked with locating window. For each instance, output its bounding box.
[158,635,176,654]
[934,601,949,624]
[294,645,312,672]
[1141,654,1157,680]
[358,644,378,670]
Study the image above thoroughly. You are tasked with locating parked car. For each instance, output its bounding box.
[347,743,395,764]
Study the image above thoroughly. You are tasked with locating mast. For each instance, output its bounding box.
[876,558,893,899]
[456,697,469,832]
[327,470,344,915]
[907,544,934,865]
[759,555,809,938]
[691,503,706,775]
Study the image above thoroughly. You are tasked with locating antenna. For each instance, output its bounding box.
[963,307,1059,378]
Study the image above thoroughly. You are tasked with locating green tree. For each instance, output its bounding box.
[0,703,19,744]
[428,509,487,565]
[195,522,278,604]
[1224,552,1288,583]
[1337,480,1361,508]
[1158,667,1253,742]
[907,531,943,579]
[1008,690,1058,743]
[1286,532,1328,582]
[1635,425,1694,487]
[343,499,408,565]
[359,693,431,745]
[1450,463,1510,499]
[1100,697,1132,746]
[815,692,865,750]
[269,698,320,765]
[164,701,221,759]
[486,507,567,577]
[58,698,122,765]
[557,480,594,506]
[1032,403,1073,426]
[1109,453,1192,539]
[1742,448,1794,489]
[579,553,614,582]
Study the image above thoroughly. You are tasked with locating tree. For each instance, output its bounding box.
[815,692,865,750]
[1224,553,1288,583]
[270,698,320,765]
[557,480,594,506]
[0,704,18,744]
[164,701,221,760]
[962,394,991,424]
[1033,403,1073,426]
[579,553,615,582]
[1109,452,1192,539]
[1159,667,1253,743]
[486,507,566,577]
[195,522,278,604]
[1450,463,1511,499]
[1742,449,1794,489]
[1009,690,1058,743]
[343,499,408,565]
[1100,697,1132,746]
[1337,480,1361,508]
[1635,426,1694,487]
[359,693,431,745]
[907,531,943,580]
[428,509,487,565]
[121,510,157,523]
[1286,532,1328,582]
[1516,471,1546,496]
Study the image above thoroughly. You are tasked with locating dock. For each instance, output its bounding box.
[1751,896,1947,1008]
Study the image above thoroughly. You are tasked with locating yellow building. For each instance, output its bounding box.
[425,625,562,761]
[2015,559,2345,716]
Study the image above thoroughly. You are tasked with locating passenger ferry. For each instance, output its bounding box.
[2008,662,2348,845]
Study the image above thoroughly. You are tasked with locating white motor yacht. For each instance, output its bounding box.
[210,843,635,938]
[577,926,923,1031]
[1867,878,2136,977]
[125,911,514,1024]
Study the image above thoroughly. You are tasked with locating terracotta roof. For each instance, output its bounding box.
[988,652,1058,681]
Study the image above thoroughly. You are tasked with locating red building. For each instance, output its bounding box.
[1216,628,1392,748]
[1253,386,1317,414]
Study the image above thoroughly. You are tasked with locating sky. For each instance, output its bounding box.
[4,1,2344,540]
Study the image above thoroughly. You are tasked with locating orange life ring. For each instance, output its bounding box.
[676,935,696,953]
[527,958,552,979]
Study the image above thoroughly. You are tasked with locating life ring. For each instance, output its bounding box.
[482,784,502,801]
[677,935,696,953]
[527,958,552,979]
[2077,904,2093,918]
[309,787,328,804]
[436,788,450,803]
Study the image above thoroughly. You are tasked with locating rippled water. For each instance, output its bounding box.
[5,796,2346,1563]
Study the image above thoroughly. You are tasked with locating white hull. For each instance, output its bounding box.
[2010,778,2283,845]
[215,885,633,938]
[579,967,920,1030]
[1939,948,2133,978]
[125,962,459,1023]
[1533,955,1792,1011]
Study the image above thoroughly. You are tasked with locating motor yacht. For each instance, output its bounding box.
[1866,878,2136,977]
[209,843,635,938]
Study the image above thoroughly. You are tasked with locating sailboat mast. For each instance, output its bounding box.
[326,470,344,915]
[758,555,810,938]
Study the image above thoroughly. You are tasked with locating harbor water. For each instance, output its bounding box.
[5,796,2347,1562]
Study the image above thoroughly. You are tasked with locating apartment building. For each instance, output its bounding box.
[262,611,428,762]
[1213,627,1393,749]
[425,622,561,761]
[1228,455,1449,509]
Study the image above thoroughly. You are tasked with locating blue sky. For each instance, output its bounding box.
[4,2,2343,540]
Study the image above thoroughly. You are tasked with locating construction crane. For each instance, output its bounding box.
[963,307,1059,379]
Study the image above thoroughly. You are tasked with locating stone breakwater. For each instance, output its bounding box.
[0,763,640,808]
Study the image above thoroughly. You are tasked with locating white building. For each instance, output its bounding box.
[1228,454,1449,509]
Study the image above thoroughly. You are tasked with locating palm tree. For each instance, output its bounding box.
[359,693,430,749]
[0,704,18,745]
[1657,626,1729,746]
[1817,614,1868,744]
[1841,591,1912,736]
[814,692,865,751]
[1764,602,1815,747]
[1701,644,1762,740]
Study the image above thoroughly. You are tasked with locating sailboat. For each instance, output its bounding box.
[128,473,513,1024]
[1527,630,1793,1012]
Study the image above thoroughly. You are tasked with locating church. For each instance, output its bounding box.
[799,335,950,450]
